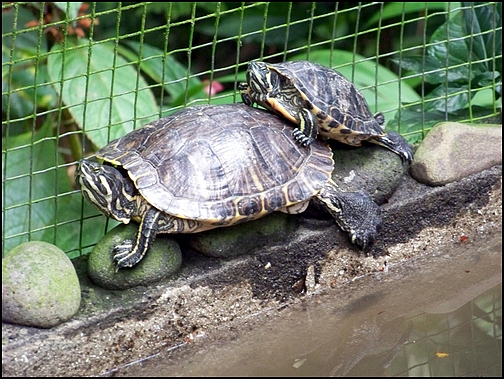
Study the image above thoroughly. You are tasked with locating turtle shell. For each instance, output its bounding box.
[96,103,334,226]
[250,60,386,142]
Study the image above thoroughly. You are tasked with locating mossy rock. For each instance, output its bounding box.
[2,241,81,328]
[187,212,297,258]
[88,223,182,290]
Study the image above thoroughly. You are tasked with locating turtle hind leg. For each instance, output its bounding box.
[292,108,318,146]
[371,131,413,163]
[315,180,381,250]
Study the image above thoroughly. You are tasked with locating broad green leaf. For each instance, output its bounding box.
[388,106,449,144]
[364,2,452,28]
[165,2,221,20]
[422,86,471,113]
[2,5,47,57]
[2,118,110,255]
[470,87,500,109]
[47,39,159,148]
[392,3,501,138]
[2,62,57,122]
[209,15,310,46]
[474,71,501,88]
[392,56,441,74]
[2,6,55,124]
[119,41,204,104]
[390,103,500,144]
[393,56,470,84]
[462,3,502,62]
[429,11,488,78]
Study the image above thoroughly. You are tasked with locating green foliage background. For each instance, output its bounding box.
[2,2,502,257]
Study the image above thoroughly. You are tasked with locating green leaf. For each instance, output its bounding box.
[119,41,204,104]
[473,71,501,88]
[2,6,47,57]
[388,105,448,144]
[2,62,58,122]
[392,56,440,74]
[164,2,221,20]
[364,2,451,28]
[389,103,500,144]
[429,11,489,79]
[423,86,470,113]
[2,118,110,255]
[462,3,502,61]
[47,39,159,148]
[393,55,473,85]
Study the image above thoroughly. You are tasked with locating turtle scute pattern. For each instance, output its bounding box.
[96,104,334,225]
[271,60,385,136]
[76,103,380,269]
[240,60,413,163]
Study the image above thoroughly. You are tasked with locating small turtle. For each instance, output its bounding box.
[239,60,413,163]
[75,104,380,269]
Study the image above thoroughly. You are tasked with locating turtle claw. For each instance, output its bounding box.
[317,185,381,251]
[292,129,314,146]
[347,201,381,251]
[376,132,413,164]
[349,218,380,251]
[112,239,138,270]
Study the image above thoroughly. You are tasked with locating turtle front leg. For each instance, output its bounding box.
[292,108,318,146]
[315,179,381,250]
[238,82,255,106]
[113,207,164,270]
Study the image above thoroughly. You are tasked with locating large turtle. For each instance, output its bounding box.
[75,104,380,269]
[238,60,413,163]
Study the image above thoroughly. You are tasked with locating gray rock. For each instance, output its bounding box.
[2,241,81,328]
[411,122,502,186]
[331,143,409,205]
[88,223,182,289]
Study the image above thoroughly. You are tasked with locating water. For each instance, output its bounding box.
[111,234,502,377]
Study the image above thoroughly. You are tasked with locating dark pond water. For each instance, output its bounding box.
[111,234,502,377]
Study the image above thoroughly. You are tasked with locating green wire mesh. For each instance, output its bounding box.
[2,2,502,258]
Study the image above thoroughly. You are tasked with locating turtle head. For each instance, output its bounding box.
[75,160,137,224]
[246,61,281,99]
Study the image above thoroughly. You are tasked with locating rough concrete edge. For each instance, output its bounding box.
[2,165,502,377]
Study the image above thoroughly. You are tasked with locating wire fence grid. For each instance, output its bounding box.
[2,2,502,258]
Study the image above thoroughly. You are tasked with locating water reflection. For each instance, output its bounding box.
[111,239,502,377]
[348,283,502,376]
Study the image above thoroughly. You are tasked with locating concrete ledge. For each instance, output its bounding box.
[2,165,502,376]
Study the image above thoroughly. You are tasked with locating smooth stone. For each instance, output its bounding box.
[411,122,502,186]
[2,241,81,328]
[187,212,296,258]
[331,143,408,205]
[88,223,182,289]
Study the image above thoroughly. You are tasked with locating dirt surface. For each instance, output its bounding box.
[2,165,502,377]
